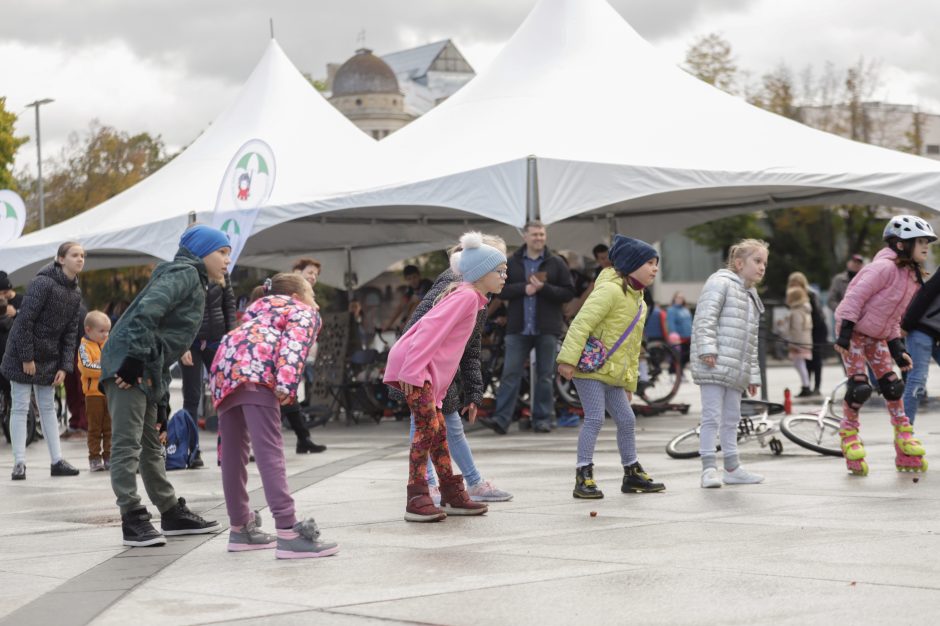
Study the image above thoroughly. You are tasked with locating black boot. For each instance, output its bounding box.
[296,437,326,454]
[573,463,604,499]
[797,386,813,398]
[622,462,666,493]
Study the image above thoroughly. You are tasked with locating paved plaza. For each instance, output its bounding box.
[1,362,939,625]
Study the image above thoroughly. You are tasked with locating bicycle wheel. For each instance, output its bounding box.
[555,375,580,408]
[639,339,682,404]
[780,413,843,457]
[665,427,702,459]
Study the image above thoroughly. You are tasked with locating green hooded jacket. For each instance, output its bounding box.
[100,247,208,407]
[556,267,646,391]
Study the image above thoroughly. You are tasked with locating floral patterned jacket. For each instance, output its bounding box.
[210,295,320,408]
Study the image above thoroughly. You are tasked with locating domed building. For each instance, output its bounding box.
[328,48,414,139]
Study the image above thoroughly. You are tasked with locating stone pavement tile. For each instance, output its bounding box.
[228,610,415,625]
[0,570,72,619]
[328,566,940,626]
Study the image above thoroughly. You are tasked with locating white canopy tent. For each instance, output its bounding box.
[372,0,940,248]
[0,40,527,287]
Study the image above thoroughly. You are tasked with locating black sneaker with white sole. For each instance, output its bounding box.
[122,507,167,547]
[160,497,220,535]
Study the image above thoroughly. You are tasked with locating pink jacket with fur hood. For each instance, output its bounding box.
[210,295,320,408]
[834,247,921,340]
[383,283,488,408]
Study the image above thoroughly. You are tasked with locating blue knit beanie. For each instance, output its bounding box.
[608,234,658,276]
[451,232,507,283]
[180,225,231,258]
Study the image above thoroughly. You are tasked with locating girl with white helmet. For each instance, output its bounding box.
[833,215,936,475]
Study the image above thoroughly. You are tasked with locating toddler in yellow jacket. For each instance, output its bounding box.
[557,235,665,499]
[78,311,111,471]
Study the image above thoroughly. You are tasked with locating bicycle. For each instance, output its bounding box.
[778,378,846,457]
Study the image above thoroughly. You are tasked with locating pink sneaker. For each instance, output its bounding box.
[467,480,513,502]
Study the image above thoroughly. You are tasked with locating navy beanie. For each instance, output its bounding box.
[180,225,231,258]
[608,234,658,276]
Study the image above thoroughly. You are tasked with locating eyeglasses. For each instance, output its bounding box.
[494,270,508,278]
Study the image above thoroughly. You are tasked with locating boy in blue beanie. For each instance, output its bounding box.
[101,224,231,546]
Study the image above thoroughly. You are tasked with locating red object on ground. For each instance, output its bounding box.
[783,388,792,415]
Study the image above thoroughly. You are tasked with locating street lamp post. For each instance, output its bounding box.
[25,98,54,229]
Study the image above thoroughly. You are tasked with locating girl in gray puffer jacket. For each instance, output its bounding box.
[691,239,768,489]
[2,242,85,480]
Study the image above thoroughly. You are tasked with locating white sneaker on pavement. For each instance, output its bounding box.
[723,467,764,485]
[701,468,722,488]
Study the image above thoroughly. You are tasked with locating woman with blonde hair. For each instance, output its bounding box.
[787,271,827,395]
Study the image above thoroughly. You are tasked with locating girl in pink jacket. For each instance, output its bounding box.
[384,232,507,522]
[210,273,338,559]
[833,216,935,475]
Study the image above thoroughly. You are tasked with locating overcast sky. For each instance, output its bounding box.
[3,0,939,177]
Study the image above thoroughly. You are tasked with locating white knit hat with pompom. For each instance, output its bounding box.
[450,231,507,283]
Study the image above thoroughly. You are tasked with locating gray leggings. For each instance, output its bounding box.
[698,383,743,471]
[572,378,637,468]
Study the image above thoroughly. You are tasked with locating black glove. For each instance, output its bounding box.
[887,338,910,368]
[115,357,144,384]
[835,320,855,351]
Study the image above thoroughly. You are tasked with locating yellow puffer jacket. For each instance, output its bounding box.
[557,268,646,391]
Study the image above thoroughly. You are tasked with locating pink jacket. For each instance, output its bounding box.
[210,295,320,408]
[835,247,921,340]
[383,283,487,408]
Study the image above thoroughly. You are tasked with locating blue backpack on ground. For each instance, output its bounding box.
[165,408,200,470]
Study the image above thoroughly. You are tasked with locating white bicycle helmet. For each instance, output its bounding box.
[883,215,937,242]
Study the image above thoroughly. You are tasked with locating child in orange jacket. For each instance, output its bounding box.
[78,311,112,471]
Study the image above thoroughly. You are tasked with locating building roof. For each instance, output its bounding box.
[332,48,400,96]
[381,40,450,80]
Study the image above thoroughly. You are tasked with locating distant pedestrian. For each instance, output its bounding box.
[211,273,338,558]
[900,266,940,424]
[691,239,768,488]
[2,242,85,480]
[384,232,506,522]
[78,310,112,472]
[285,257,326,454]
[557,235,665,499]
[666,292,692,367]
[100,225,228,546]
[787,272,827,395]
[827,253,865,312]
[784,287,813,397]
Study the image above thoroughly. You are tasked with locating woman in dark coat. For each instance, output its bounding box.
[1,242,85,479]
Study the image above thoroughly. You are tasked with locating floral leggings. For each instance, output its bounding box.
[841,333,908,428]
[406,382,454,485]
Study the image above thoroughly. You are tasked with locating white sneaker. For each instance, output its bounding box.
[723,467,764,485]
[467,479,514,502]
[701,468,721,488]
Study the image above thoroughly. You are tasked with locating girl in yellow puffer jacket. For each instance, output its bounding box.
[557,235,665,499]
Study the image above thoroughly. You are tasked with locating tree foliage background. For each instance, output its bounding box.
[0,97,29,192]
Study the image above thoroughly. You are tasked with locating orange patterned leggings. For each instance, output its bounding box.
[406,382,454,485]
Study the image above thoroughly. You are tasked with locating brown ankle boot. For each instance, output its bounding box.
[439,475,488,516]
[404,480,446,523]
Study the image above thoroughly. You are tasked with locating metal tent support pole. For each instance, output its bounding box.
[525,156,539,421]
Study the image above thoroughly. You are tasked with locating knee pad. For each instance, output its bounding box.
[878,373,905,401]
[844,375,872,407]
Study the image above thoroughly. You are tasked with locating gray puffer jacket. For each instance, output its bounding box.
[690,269,763,392]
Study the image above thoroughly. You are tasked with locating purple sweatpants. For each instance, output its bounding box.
[218,383,297,529]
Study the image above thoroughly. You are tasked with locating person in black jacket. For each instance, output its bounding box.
[0,297,13,419]
[179,272,237,468]
[900,269,940,424]
[285,257,326,454]
[482,221,575,434]
[1,242,85,480]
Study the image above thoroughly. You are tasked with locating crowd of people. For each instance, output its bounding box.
[0,214,934,559]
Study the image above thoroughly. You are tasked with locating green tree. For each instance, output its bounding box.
[0,97,29,191]
[683,33,737,93]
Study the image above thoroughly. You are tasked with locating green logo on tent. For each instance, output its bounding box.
[1,201,16,221]
[221,218,241,236]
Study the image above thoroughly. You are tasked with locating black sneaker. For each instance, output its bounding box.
[621,462,666,493]
[122,507,167,547]
[160,497,220,536]
[11,462,25,481]
[296,438,326,454]
[189,451,205,469]
[51,459,80,476]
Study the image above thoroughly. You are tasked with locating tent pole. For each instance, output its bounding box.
[526,155,539,224]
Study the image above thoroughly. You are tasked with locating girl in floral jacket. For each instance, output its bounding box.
[210,273,337,559]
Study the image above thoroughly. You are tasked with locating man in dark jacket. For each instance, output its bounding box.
[483,221,575,434]
[101,225,229,547]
